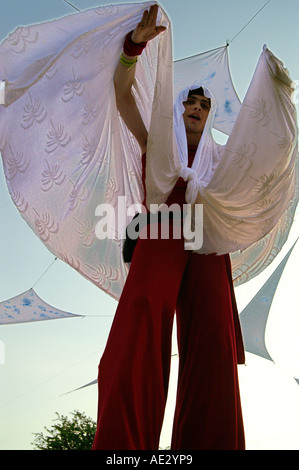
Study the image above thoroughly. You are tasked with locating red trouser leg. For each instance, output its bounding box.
[92,234,189,450]
[92,231,245,450]
[171,253,245,450]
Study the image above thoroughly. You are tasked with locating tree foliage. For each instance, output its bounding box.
[31,410,96,450]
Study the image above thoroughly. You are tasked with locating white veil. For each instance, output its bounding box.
[173,84,222,204]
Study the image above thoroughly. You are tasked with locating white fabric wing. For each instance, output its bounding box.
[195,47,299,287]
[0,2,297,300]
[0,2,167,300]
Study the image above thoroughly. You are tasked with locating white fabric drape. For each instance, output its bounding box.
[195,47,299,286]
[0,2,297,300]
[0,80,4,105]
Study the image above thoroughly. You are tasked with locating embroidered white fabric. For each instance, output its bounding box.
[0,2,297,301]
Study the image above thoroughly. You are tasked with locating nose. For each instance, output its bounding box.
[193,103,201,111]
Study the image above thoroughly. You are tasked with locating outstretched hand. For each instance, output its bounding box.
[131,5,167,44]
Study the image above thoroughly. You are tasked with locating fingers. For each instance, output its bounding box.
[147,4,159,27]
[132,5,166,43]
[139,4,158,29]
[140,9,149,27]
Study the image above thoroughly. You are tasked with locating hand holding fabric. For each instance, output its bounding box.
[131,4,166,44]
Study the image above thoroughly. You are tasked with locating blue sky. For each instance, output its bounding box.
[0,0,299,450]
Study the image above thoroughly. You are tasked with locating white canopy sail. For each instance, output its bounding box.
[0,288,82,324]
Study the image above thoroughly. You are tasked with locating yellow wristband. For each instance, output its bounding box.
[120,53,138,70]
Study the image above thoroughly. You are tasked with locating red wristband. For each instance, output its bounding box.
[123,31,147,57]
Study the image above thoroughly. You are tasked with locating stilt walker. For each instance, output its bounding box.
[0,2,297,451]
[92,5,246,450]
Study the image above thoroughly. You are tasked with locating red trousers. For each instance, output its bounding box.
[92,230,245,450]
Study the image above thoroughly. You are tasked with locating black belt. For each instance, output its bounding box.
[122,211,183,263]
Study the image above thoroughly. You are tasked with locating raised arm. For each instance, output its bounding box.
[113,5,166,155]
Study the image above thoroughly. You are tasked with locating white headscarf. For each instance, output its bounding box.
[174,83,221,203]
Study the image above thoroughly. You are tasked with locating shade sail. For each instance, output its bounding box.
[0,288,82,324]
[174,46,241,135]
[239,240,298,361]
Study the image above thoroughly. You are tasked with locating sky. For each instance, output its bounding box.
[0,0,299,451]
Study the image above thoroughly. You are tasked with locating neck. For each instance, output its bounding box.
[186,131,202,146]
[188,143,198,151]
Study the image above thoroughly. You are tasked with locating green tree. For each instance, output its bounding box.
[32,410,97,450]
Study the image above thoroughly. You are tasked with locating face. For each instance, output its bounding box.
[182,94,211,145]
